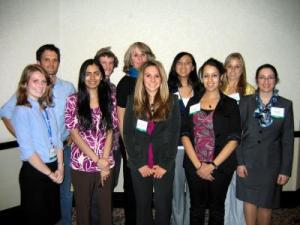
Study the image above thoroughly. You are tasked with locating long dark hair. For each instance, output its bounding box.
[167,52,202,94]
[77,59,112,131]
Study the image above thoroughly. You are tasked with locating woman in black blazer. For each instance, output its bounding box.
[123,60,180,225]
[181,58,241,225]
[236,64,294,225]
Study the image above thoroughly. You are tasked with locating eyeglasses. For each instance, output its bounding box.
[258,76,275,81]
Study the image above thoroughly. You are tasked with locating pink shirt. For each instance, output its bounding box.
[65,93,118,172]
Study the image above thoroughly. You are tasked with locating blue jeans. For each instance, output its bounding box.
[224,171,245,225]
[60,145,73,225]
[171,149,190,225]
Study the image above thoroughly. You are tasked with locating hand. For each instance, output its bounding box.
[196,162,214,181]
[54,169,64,184]
[152,165,166,179]
[66,135,73,146]
[48,170,63,184]
[237,165,248,178]
[97,158,110,171]
[100,169,110,187]
[138,165,153,177]
[277,174,289,185]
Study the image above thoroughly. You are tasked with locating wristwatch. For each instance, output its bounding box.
[211,161,218,170]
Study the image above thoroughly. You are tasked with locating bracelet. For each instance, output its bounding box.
[211,161,218,170]
[196,163,202,171]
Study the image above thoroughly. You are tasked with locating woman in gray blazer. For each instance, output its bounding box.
[123,60,180,225]
[236,64,294,225]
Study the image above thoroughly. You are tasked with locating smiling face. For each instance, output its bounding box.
[143,65,162,96]
[99,55,115,79]
[225,58,243,81]
[38,50,59,83]
[131,47,147,69]
[257,68,276,94]
[84,64,102,90]
[201,65,221,92]
[175,54,194,79]
[26,71,47,100]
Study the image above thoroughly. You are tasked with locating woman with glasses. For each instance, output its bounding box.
[236,64,294,225]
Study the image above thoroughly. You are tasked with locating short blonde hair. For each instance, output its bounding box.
[134,60,171,121]
[123,42,155,73]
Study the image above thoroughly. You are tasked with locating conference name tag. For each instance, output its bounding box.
[271,107,285,118]
[189,103,201,115]
[136,119,148,132]
[49,148,57,161]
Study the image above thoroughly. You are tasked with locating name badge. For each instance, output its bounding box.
[49,148,57,161]
[271,107,285,118]
[189,103,201,115]
[229,93,240,102]
[136,119,148,132]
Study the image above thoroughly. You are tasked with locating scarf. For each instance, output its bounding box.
[253,89,278,127]
[128,67,139,78]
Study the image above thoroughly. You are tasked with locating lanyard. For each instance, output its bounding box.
[41,108,54,147]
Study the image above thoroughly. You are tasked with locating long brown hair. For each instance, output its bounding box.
[221,52,247,95]
[16,64,53,109]
[134,60,171,122]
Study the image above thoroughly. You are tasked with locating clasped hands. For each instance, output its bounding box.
[97,157,111,186]
[49,165,64,184]
[138,165,166,179]
[196,162,215,181]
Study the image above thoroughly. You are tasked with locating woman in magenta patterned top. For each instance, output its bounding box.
[181,58,241,225]
[65,59,117,225]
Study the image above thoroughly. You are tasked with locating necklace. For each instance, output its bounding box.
[208,104,212,108]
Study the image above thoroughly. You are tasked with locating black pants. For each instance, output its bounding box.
[185,168,233,225]
[20,161,60,225]
[131,166,174,225]
[120,140,137,225]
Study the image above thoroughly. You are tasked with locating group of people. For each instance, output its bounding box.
[0,42,294,225]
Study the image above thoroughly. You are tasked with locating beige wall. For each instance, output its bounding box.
[0,0,299,210]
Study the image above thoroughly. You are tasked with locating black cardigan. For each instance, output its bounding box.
[181,92,241,174]
[123,95,181,171]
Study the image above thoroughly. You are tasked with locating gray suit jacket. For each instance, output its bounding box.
[236,94,294,176]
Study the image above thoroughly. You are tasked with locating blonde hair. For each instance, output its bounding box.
[221,52,247,95]
[16,64,53,108]
[123,42,155,73]
[134,60,171,122]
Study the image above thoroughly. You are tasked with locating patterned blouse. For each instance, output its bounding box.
[193,110,215,162]
[65,93,118,172]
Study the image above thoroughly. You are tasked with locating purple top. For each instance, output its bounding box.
[193,110,215,162]
[147,121,155,168]
[65,93,118,172]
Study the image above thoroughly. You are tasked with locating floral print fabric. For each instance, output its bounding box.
[65,93,118,172]
[193,110,215,162]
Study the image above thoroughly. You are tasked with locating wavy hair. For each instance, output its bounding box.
[16,64,52,109]
[134,60,171,122]
[221,52,247,95]
[123,42,155,73]
[77,59,112,131]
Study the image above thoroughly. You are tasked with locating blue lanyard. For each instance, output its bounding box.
[41,108,54,146]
